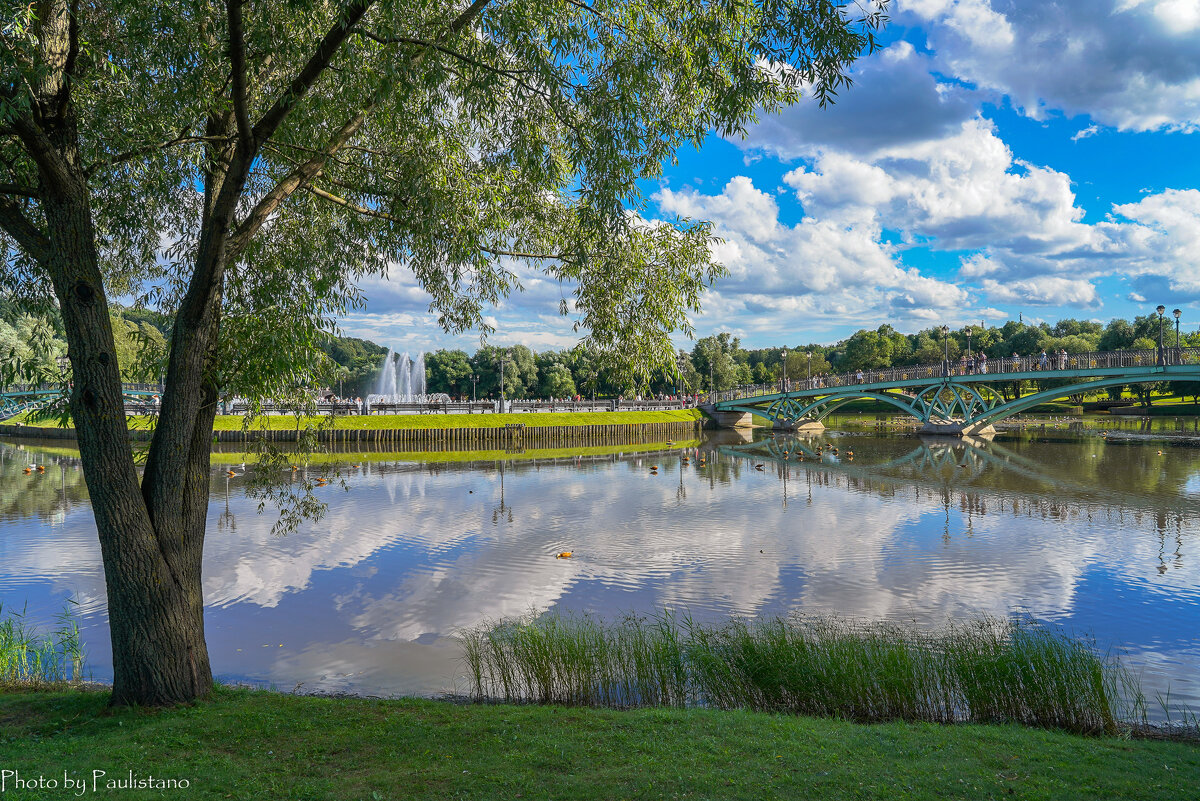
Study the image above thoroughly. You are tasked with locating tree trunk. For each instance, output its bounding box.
[15,0,217,705]
[39,184,215,706]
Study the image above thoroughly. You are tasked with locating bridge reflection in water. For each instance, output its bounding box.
[720,432,1197,570]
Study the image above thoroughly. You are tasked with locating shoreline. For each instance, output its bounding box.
[0,409,706,446]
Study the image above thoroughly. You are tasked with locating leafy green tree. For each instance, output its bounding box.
[911,331,946,364]
[1052,319,1102,338]
[539,363,576,398]
[1171,381,1200,405]
[470,345,504,399]
[783,348,830,384]
[997,324,1044,357]
[691,333,743,391]
[840,326,902,371]
[1098,319,1136,352]
[425,349,472,397]
[1042,333,1100,355]
[0,0,886,706]
[110,316,167,382]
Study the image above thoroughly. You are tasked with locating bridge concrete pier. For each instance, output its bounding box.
[918,421,996,437]
[700,405,754,429]
[772,420,826,434]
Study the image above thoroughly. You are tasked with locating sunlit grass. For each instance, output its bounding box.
[462,612,1141,735]
[0,603,86,688]
[7,409,704,430]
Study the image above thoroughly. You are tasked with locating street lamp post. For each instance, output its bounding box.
[806,351,811,389]
[676,350,687,398]
[781,348,788,393]
[1157,305,1167,365]
[498,349,510,412]
[940,325,950,377]
[1174,309,1182,365]
[965,327,972,360]
[470,373,478,402]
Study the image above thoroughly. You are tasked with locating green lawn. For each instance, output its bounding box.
[0,688,1195,800]
[8,409,704,431]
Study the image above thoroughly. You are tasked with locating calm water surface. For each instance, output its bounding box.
[2,426,1198,711]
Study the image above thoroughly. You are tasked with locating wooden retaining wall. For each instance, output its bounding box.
[0,419,703,448]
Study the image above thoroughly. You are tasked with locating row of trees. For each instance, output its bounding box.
[8,307,1197,400]
[413,316,1200,399]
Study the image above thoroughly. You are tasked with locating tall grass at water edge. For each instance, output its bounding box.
[462,612,1141,735]
[0,603,86,687]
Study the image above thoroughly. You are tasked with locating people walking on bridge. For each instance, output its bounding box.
[1039,350,1049,370]
[1058,348,1068,370]
[1011,351,1020,372]
[979,353,988,374]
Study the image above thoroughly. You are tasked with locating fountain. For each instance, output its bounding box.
[368,349,449,407]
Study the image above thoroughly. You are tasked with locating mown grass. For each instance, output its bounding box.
[0,687,1196,800]
[0,604,85,688]
[463,612,1140,736]
[7,408,704,431]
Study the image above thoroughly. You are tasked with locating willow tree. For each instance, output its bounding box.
[0,0,886,705]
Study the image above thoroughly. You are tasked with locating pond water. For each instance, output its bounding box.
[2,424,1198,713]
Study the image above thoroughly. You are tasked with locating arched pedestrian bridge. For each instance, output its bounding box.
[0,383,162,421]
[706,348,1200,435]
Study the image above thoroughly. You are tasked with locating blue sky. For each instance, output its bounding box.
[342,0,1200,352]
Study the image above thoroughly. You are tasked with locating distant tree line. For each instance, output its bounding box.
[4,306,1198,405]
[415,316,1200,402]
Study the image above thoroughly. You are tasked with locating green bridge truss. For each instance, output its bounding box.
[0,384,162,421]
[713,355,1200,431]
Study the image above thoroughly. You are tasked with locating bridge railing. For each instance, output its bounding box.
[713,346,1200,404]
[1,382,165,395]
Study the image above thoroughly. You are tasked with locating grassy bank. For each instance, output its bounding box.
[1,687,1197,800]
[8,409,704,431]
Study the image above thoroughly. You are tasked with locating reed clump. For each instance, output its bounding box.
[461,612,1140,735]
[0,603,86,688]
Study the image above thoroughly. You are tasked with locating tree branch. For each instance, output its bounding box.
[305,184,399,221]
[226,0,254,150]
[447,0,494,38]
[356,31,531,79]
[8,115,74,193]
[228,104,375,260]
[0,182,40,198]
[484,246,571,261]
[84,135,234,179]
[228,0,496,260]
[0,197,50,263]
[249,0,376,146]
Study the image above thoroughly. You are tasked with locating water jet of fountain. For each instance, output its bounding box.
[368,349,443,408]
